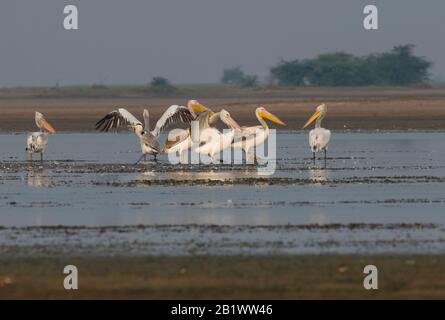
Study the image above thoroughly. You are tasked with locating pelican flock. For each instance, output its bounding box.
[26,112,57,161]
[302,103,331,162]
[22,101,332,167]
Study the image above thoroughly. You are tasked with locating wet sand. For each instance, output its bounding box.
[1,86,445,132]
[1,255,445,299]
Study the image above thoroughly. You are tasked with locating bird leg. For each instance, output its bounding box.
[323,149,327,169]
[135,154,145,165]
[40,153,43,162]
[312,152,316,165]
[153,154,158,162]
[27,152,32,162]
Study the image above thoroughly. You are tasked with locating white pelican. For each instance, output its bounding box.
[26,112,57,161]
[95,105,197,163]
[302,103,331,162]
[192,109,241,163]
[162,100,215,159]
[232,107,286,162]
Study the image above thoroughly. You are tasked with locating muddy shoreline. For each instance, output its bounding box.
[1,86,445,131]
[1,255,445,299]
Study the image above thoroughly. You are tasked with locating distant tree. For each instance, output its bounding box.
[368,45,432,85]
[270,59,307,86]
[149,76,176,93]
[221,67,258,88]
[269,45,432,86]
[304,53,371,86]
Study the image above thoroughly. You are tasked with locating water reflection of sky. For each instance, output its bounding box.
[1,131,445,227]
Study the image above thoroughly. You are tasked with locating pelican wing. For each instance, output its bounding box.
[151,105,194,137]
[309,128,331,152]
[95,108,142,132]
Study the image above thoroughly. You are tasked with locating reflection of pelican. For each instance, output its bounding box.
[303,104,331,162]
[26,112,57,161]
[309,168,329,183]
[95,104,200,163]
[192,110,241,162]
[26,168,51,188]
[232,107,285,161]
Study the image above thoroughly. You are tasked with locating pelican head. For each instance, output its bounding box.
[256,107,286,126]
[303,104,327,129]
[219,109,241,130]
[35,112,56,133]
[187,100,215,117]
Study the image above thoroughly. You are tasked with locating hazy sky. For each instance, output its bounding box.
[0,0,443,86]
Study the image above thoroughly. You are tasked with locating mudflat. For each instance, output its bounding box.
[1,255,444,299]
[1,85,445,132]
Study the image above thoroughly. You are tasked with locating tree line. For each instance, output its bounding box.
[222,45,432,87]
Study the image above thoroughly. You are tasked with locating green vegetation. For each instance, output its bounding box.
[270,45,432,86]
[221,67,258,88]
[149,76,177,93]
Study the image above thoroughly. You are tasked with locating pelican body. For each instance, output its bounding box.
[26,112,57,161]
[303,103,331,161]
[162,100,215,160]
[232,107,285,162]
[193,109,241,162]
[96,104,198,163]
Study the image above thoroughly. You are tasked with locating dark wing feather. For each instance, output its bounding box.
[151,105,194,137]
[95,108,142,132]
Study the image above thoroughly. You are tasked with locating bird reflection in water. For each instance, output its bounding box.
[309,168,329,183]
[26,168,51,188]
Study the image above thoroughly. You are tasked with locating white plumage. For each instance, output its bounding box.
[26,132,48,154]
[309,128,331,152]
[193,109,241,163]
[231,107,286,163]
[303,103,331,161]
[162,100,215,161]
[26,112,56,161]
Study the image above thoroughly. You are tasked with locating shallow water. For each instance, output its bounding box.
[1,131,445,229]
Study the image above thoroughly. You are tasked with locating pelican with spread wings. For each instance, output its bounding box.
[26,112,57,161]
[95,105,198,163]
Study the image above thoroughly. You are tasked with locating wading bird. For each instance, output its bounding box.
[26,112,57,161]
[162,100,215,159]
[192,109,241,163]
[231,107,286,162]
[302,103,331,163]
[95,105,199,163]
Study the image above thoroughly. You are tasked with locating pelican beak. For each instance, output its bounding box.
[189,101,215,116]
[41,118,57,133]
[303,111,321,129]
[259,110,286,126]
